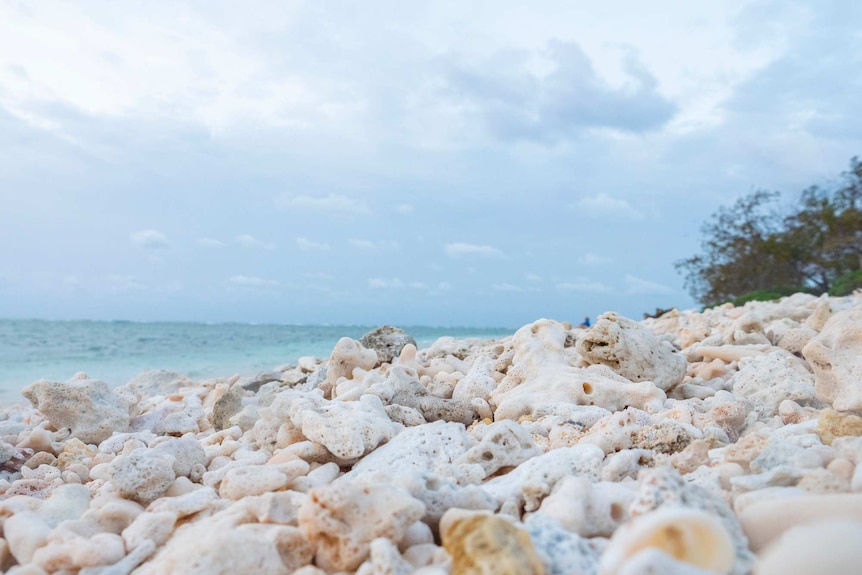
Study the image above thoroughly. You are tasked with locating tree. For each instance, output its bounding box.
[675,190,797,307]
[676,156,862,307]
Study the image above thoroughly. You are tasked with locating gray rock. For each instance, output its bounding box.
[359,326,417,365]
[385,365,476,425]
[239,371,281,393]
[212,388,244,431]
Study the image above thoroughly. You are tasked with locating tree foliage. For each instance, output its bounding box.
[677,157,862,307]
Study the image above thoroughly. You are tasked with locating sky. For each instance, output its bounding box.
[0,0,860,328]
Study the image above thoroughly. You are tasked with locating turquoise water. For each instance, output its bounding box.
[0,320,512,403]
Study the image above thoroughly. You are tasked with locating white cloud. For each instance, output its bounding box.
[445,242,506,258]
[436,282,453,291]
[130,229,170,250]
[349,239,376,250]
[305,272,334,280]
[578,253,612,266]
[368,278,427,290]
[492,282,524,292]
[556,279,610,293]
[625,274,673,295]
[228,275,279,287]
[275,193,370,216]
[296,237,331,251]
[349,238,399,250]
[573,194,644,220]
[197,237,225,248]
[368,277,403,289]
[0,3,334,134]
[396,203,415,214]
[236,234,275,250]
[525,273,542,282]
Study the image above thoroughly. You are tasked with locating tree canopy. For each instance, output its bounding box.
[676,156,862,308]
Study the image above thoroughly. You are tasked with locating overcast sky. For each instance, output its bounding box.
[0,0,859,327]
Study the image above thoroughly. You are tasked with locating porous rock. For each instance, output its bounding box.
[137,521,312,575]
[2,292,862,575]
[22,377,130,444]
[324,338,378,397]
[577,312,686,391]
[281,391,396,459]
[730,350,816,418]
[524,514,600,575]
[457,419,541,478]
[109,449,176,505]
[535,477,636,537]
[492,320,666,420]
[121,370,192,399]
[218,460,308,500]
[298,481,425,572]
[442,514,544,575]
[480,445,605,513]
[818,408,862,444]
[802,308,862,412]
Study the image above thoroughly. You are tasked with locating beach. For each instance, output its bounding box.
[1,293,861,574]
[0,321,512,402]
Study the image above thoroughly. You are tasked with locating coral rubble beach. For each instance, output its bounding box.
[1,293,862,574]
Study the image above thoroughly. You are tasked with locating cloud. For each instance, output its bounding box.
[130,229,170,249]
[228,275,279,287]
[367,278,429,290]
[573,194,644,220]
[624,274,673,295]
[349,239,399,250]
[492,282,524,292]
[368,277,403,289]
[0,3,338,134]
[578,253,613,265]
[305,272,334,280]
[197,237,225,248]
[525,273,542,282]
[396,203,415,214]
[441,40,676,143]
[236,234,275,250]
[275,193,370,217]
[296,237,331,251]
[445,242,506,258]
[556,279,610,293]
[436,281,453,291]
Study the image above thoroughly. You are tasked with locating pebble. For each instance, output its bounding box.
[0,292,859,573]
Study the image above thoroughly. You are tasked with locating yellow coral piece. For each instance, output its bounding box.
[817,408,862,445]
[443,515,545,575]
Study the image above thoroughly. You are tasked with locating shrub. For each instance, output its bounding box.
[728,286,813,307]
[829,270,862,296]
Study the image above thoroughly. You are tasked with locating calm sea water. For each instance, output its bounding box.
[0,320,512,404]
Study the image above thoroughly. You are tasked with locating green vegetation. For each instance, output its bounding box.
[677,156,862,308]
[829,270,862,297]
[728,286,814,307]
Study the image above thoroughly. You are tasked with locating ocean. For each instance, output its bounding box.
[0,320,513,405]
